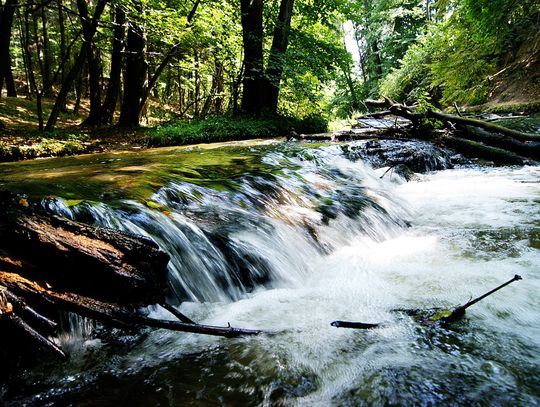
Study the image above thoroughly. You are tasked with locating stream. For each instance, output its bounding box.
[0,135,539,405]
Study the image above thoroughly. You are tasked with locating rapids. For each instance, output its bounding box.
[1,139,539,405]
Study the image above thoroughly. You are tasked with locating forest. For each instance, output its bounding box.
[0,0,538,158]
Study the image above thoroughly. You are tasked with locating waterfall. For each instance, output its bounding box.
[41,143,419,303]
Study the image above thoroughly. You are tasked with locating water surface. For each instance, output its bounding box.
[1,139,539,406]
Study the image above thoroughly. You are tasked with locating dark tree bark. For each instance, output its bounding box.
[214,59,225,114]
[72,61,86,115]
[370,40,384,79]
[3,53,17,96]
[0,191,261,364]
[194,49,200,116]
[57,0,66,83]
[0,0,18,97]
[0,192,170,304]
[240,0,264,116]
[22,7,45,128]
[262,0,295,114]
[118,21,147,127]
[100,6,125,124]
[79,0,104,126]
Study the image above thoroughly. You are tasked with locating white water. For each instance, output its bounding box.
[8,145,540,405]
[148,165,539,405]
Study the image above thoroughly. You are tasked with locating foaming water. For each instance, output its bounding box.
[2,142,540,405]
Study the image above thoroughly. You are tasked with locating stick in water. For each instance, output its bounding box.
[432,274,523,322]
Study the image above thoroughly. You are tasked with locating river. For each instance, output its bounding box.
[1,135,539,405]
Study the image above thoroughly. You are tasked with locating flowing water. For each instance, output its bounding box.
[1,138,539,406]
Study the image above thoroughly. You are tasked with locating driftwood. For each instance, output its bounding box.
[429,274,522,323]
[0,191,262,365]
[364,99,539,164]
[331,275,522,329]
[0,271,261,338]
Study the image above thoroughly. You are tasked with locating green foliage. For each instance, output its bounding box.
[146,115,328,147]
[379,39,431,103]
[379,0,540,106]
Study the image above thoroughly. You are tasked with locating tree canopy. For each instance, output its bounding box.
[0,0,538,132]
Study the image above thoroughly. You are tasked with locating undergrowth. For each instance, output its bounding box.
[146,115,327,147]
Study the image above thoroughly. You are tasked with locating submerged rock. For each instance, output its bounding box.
[343,139,457,173]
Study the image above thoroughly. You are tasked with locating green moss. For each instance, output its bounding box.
[463,100,540,114]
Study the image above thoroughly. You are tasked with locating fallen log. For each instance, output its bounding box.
[442,136,528,165]
[364,99,539,163]
[0,191,170,305]
[0,191,263,367]
[461,126,540,159]
[1,287,57,333]
[2,312,67,360]
[426,110,540,143]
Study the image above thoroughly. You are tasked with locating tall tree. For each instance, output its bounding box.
[239,0,296,116]
[262,0,295,114]
[239,0,264,115]
[100,6,126,124]
[118,19,147,127]
[45,0,108,131]
[0,0,18,97]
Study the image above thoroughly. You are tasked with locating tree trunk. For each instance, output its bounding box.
[262,0,295,114]
[4,53,17,97]
[194,49,200,116]
[135,0,201,121]
[58,0,66,83]
[370,40,383,79]
[240,0,264,116]
[79,0,103,126]
[100,6,125,124]
[41,6,53,97]
[17,8,32,96]
[73,61,86,115]
[118,21,147,127]
[46,45,87,130]
[0,0,18,97]
[214,59,224,114]
[22,7,44,128]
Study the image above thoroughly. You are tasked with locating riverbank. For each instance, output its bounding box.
[0,96,327,162]
[1,95,540,163]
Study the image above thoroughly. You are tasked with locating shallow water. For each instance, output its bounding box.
[1,139,539,406]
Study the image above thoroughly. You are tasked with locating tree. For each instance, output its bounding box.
[238,0,296,116]
[0,0,18,97]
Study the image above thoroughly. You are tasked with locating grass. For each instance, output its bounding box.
[1,96,329,161]
[146,115,328,147]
